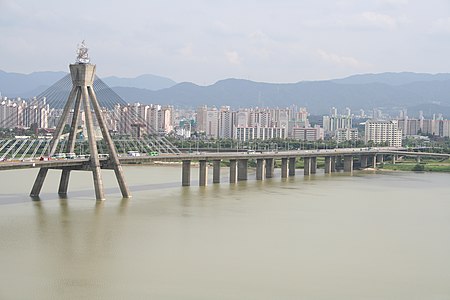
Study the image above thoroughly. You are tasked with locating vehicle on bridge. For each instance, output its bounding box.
[246,150,263,154]
[52,153,66,159]
[149,151,159,156]
[127,151,141,157]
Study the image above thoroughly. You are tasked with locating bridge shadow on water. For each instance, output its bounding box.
[0,169,378,206]
[0,180,184,205]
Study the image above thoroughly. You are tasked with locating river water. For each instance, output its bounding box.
[1,166,450,299]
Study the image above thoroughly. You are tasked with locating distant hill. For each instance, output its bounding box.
[112,76,450,116]
[332,72,450,86]
[2,70,450,117]
[0,70,176,97]
[102,74,176,90]
[0,70,67,97]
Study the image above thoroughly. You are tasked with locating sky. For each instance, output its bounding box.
[1,0,450,85]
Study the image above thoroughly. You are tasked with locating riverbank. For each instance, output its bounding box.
[380,159,450,172]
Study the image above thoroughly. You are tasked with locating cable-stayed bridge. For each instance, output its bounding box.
[0,42,184,200]
[1,43,447,201]
[0,73,180,160]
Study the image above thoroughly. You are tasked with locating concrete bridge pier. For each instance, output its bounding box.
[304,157,311,176]
[310,157,317,174]
[265,158,274,178]
[372,155,377,168]
[237,159,248,181]
[30,168,49,197]
[212,160,221,183]
[256,158,265,180]
[182,160,191,186]
[281,158,288,178]
[199,160,208,186]
[336,156,343,170]
[344,156,354,173]
[288,157,296,176]
[229,160,237,183]
[331,157,336,172]
[392,155,397,164]
[324,156,332,174]
[58,169,72,196]
[416,156,421,163]
[360,155,369,169]
[377,154,384,164]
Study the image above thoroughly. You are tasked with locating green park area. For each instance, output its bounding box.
[380,158,450,172]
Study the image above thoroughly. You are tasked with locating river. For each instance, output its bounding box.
[1,166,450,299]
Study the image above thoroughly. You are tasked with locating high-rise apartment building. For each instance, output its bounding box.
[364,120,402,147]
[218,106,233,139]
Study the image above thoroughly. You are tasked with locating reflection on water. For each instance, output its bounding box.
[1,166,450,299]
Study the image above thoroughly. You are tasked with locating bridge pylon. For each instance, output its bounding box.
[30,42,131,200]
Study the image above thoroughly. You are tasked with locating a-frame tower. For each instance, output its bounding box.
[30,42,131,200]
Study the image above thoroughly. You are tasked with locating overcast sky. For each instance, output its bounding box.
[1,0,450,84]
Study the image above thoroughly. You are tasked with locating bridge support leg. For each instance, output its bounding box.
[310,157,317,174]
[416,156,421,163]
[377,154,384,164]
[212,160,221,183]
[229,160,237,183]
[265,158,274,178]
[256,158,265,180]
[372,155,377,168]
[360,155,368,169]
[237,159,248,181]
[281,158,288,178]
[324,156,332,174]
[88,86,130,199]
[81,86,105,201]
[182,160,191,186]
[336,156,343,170]
[58,169,71,196]
[344,156,353,173]
[392,155,396,164]
[57,90,82,198]
[304,157,311,176]
[199,160,208,186]
[288,157,296,176]
[30,168,49,197]
[331,157,336,172]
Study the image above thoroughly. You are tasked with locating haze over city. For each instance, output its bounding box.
[1,0,450,84]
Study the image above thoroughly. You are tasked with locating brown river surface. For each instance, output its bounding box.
[1,166,450,299]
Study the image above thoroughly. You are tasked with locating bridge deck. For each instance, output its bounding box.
[0,147,447,171]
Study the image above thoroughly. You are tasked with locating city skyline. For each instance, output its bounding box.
[1,0,450,85]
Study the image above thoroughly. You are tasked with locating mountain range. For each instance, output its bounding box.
[1,70,450,117]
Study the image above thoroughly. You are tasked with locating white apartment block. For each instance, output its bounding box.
[158,107,173,134]
[219,106,233,139]
[235,110,249,127]
[235,126,287,141]
[323,115,352,134]
[335,128,358,143]
[364,120,402,147]
[270,108,289,129]
[0,98,50,129]
[292,126,324,141]
[249,110,271,127]
[440,120,450,137]
[422,119,437,136]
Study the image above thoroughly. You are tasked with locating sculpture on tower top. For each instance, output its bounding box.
[76,40,90,64]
